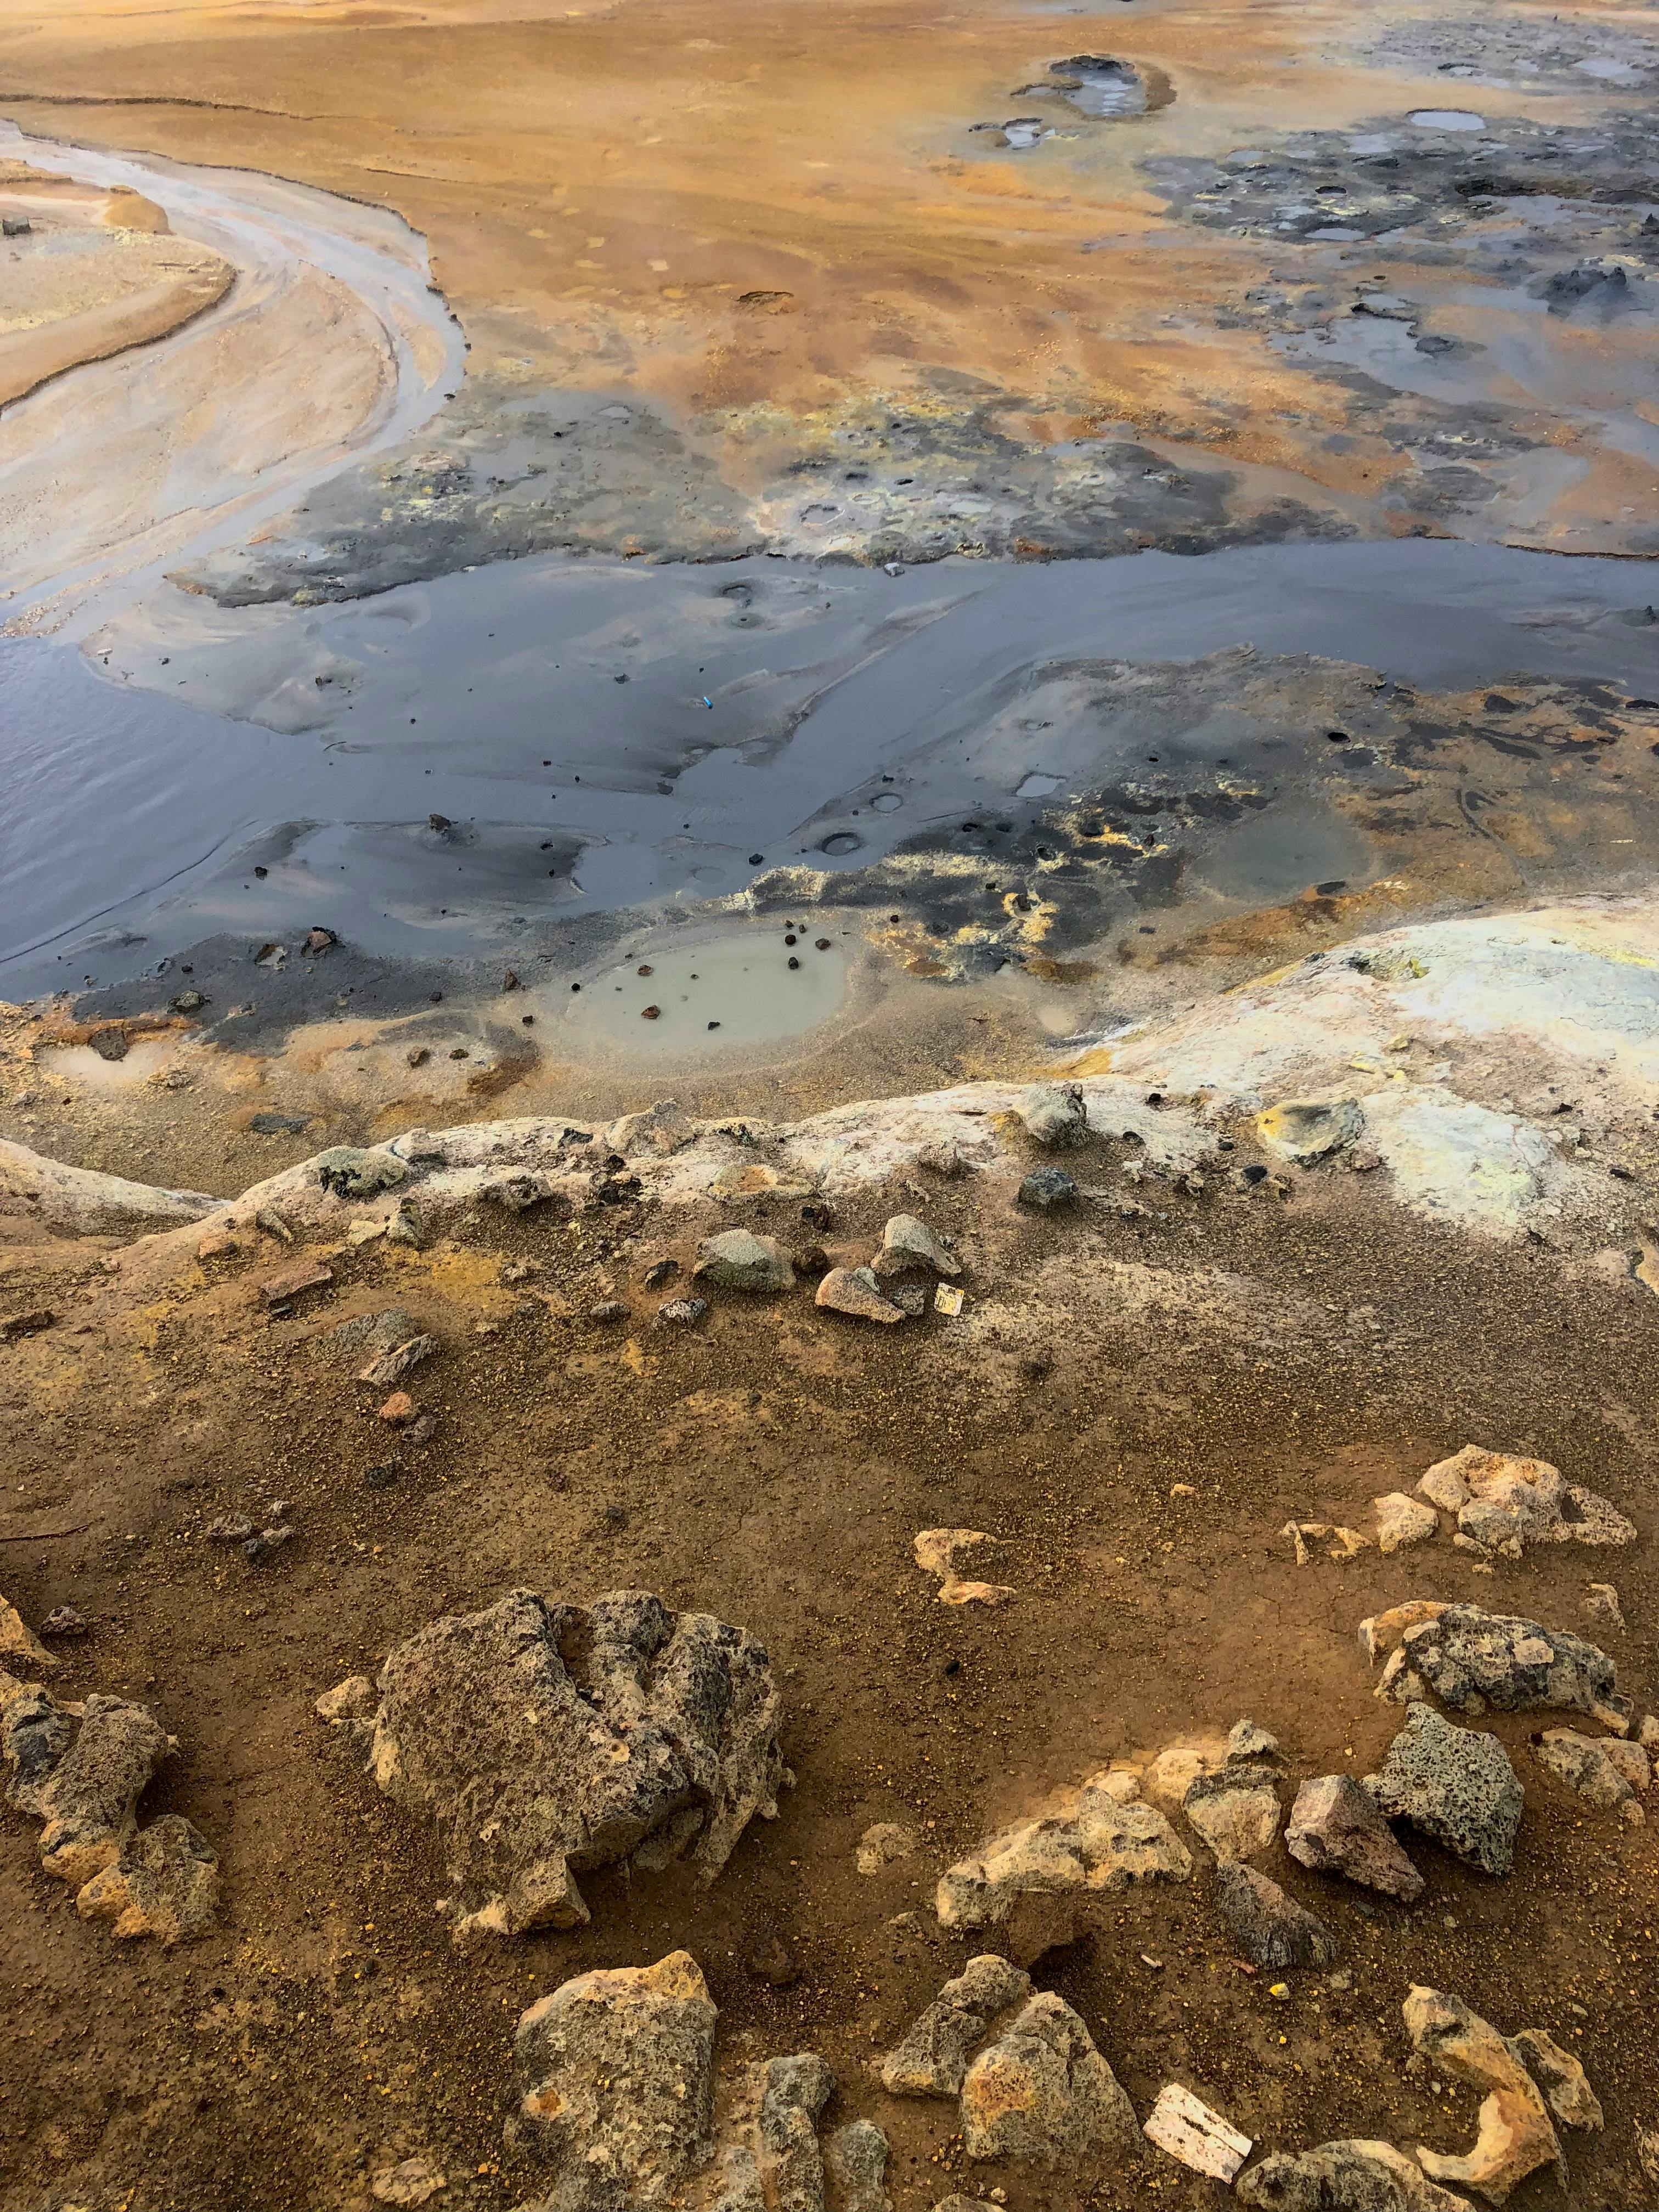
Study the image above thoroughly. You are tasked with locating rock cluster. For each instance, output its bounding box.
[508,1951,890,2212]
[1416,1446,1635,1558]
[330,1588,786,1944]
[935,1769,1192,1959]
[882,1963,1137,2169]
[1364,1603,1629,1729]
[0,1670,217,1940]
[1238,1988,1601,2208]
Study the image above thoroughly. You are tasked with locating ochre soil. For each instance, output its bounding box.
[2,1128,1656,2209]
[6,0,1655,541]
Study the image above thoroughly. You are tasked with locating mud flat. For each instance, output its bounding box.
[4,535,1656,1010]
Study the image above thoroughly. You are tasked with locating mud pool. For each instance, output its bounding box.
[4,537,1659,1003]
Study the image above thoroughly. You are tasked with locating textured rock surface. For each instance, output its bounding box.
[815,1266,905,1322]
[1285,1773,1425,1902]
[0,1592,56,1677]
[1237,2138,1476,2209]
[1017,1084,1087,1148]
[874,1214,961,1278]
[1183,1763,1280,1861]
[695,1229,795,1291]
[959,1994,1137,2164]
[1256,1097,1363,1165]
[1214,1861,1335,1972]
[509,1951,717,2198]
[706,2055,889,2212]
[1365,1705,1523,1876]
[880,1955,1031,2097]
[1388,1606,1628,1727]
[856,1821,918,1874]
[1403,1987,1565,2204]
[936,1770,1192,1936]
[358,1589,785,1942]
[75,1812,219,1942]
[314,1146,408,1199]
[1,1673,216,1940]
[1417,1447,1634,1551]
[1533,1728,1647,1822]
[1376,1493,1440,1555]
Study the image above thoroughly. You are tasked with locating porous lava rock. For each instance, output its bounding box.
[348,1588,785,1944]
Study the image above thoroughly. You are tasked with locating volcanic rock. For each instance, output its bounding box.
[1285,1773,1425,1901]
[508,1950,718,2196]
[936,1769,1192,1948]
[881,1954,1032,2097]
[960,1993,1137,2164]
[1213,1861,1335,1972]
[349,1589,785,1943]
[1365,1705,1523,1876]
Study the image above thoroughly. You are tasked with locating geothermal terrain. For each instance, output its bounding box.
[2,1,1658,2209]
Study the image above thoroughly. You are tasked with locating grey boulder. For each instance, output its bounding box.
[1364,1704,1523,1876]
[695,1230,795,1292]
[1018,1084,1088,1148]
[353,1588,785,1943]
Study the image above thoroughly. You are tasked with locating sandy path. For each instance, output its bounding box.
[0,124,466,638]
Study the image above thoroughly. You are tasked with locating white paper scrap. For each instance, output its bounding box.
[1143,2082,1252,2182]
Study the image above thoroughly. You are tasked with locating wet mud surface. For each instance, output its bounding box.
[6,540,1659,1029]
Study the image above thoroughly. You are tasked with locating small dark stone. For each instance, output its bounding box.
[744,1922,799,1988]
[642,1259,680,1288]
[1214,1862,1335,1973]
[588,1299,629,1323]
[794,1245,831,1277]
[787,956,800,970]
[599,1503,629,1531]
[170,990,207,1014]
[799,1200,834,1231]
[364,1462,400,1489]
[815,938,831,950]
[242,1525,295,1567]
[1017,1166,1077,1210]
[250,1111,311,1136]
[657,1296,708,1328]
[641,1005,661,1020]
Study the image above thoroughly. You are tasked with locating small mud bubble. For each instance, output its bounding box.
[872,791,904,812]
[1408,108,1487,128]
[821,832,863,856]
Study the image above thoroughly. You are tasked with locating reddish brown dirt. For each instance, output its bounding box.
[2,1129,1656,2210]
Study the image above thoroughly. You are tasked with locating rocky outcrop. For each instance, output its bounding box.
[1213,1863,1334,1972]
[1417,1447,1635,1555]
[935,1770,1192,1956]
[0,1135,215,1235]
[1,1672,217,1940]
[879,1955,1031,2097]
[1403,1988,1566,2204]
[1532,1728,1649,1823]
[1183,1763,1280,1862]
[1237,2138,1475,2209]
[1285,1774,1425,1902]
[1368,1605,1629,1729]
[341,1589,785,1944]
[508,1951,718,2200]
[959,1994,1137,2165]
[1365,1706,1523,1876]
